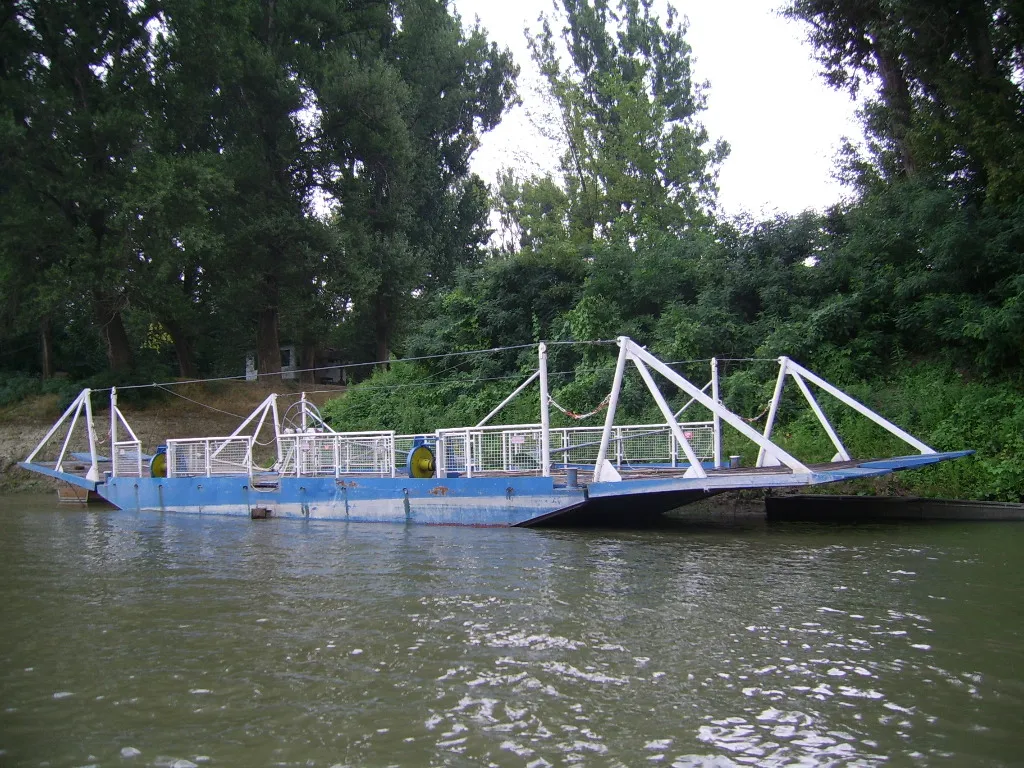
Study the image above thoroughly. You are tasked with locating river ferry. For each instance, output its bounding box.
[20,337,971,526]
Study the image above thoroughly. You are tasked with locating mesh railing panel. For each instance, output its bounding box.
[278,432,395,477]
[112,440,143,477]
[209,438,252,475]
[438,430,470,475]
[619,427,674,465]
[557,427,602,465]
[502,429,543,472]
[679,423,714,460]
[167,437,252,477]
[435,422,714,476]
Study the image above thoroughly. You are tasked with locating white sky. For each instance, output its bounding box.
[451,0,863,218]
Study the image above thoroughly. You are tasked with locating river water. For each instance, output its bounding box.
[0,496,1021,767]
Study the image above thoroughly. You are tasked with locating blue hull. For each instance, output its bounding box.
[77,450,973,527]
[97,474,588,527]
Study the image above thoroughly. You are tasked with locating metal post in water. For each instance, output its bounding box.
[538,342,551,478]
[711,359,722,469]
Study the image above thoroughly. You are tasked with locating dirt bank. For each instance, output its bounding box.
[0,382,346,494]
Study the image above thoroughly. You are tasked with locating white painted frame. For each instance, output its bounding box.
[25,388,101,481]
[756,356,935,467]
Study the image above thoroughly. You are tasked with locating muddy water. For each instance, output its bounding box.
[1,496,1021,766]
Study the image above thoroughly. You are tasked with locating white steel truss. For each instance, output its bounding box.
[755,356,934,468]
[25,388,102,481]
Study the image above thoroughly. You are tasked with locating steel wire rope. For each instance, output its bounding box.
[108,342,576,392]
[154,384,245,419]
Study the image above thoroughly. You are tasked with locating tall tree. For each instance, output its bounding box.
[524,0,728,247]
[787,0,1024,201]
[325,0,517,364]
[1,0,158,373]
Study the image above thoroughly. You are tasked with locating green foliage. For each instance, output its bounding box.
[321,362,546,435]
[504,0,726,255]
[0,0,516,381]
[0,373,43,409]
[750,363,1024,502]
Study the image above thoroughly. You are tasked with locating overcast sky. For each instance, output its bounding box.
[450,0,863,218]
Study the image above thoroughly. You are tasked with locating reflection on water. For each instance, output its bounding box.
[0,497,1022,766]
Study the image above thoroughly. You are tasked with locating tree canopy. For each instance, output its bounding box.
[0,0,517,378]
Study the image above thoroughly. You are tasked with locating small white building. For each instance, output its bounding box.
[245,346,347,384]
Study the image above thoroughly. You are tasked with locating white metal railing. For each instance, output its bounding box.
[434,422,714,477]
[112,440,144,477]
[166,436,254,478]
[278,431,396,477]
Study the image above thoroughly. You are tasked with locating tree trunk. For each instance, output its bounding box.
[300,342,316,386]
[93,292,133,373]
[164,319,197,378]
[374,295,390,371]
[256,277,282,376]
[39,317,54,380]
[869,35,917,178]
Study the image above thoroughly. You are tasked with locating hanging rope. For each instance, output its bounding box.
[548,393,611,420]
[155,385,244,419]
[742,403,773,423]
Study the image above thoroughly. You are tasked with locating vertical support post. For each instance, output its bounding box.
[55,397,85,472]
[83,390,100,482]
[757,358,789,468]
[595,338,629,479]
[464,431,473,478]
[110,388,117,475]
[538,342,551,478]
[300,392,308,431]
[334,436,340,479]
[271,394,283,468]
[711,358,722,469]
